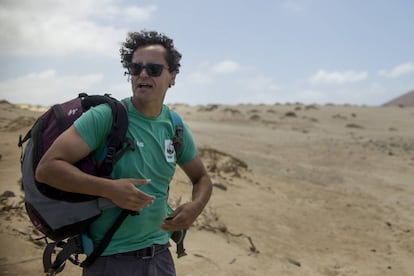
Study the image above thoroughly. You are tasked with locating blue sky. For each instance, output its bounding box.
[1,0,413,106]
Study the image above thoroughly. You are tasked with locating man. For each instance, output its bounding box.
[36,30,213,276]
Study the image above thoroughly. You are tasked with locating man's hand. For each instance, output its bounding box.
[160,201,203,231]
[105,178,155,211]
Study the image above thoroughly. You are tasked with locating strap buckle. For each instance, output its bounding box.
[141,245,156,260]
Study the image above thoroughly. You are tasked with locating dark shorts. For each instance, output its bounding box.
[82,244,176,276]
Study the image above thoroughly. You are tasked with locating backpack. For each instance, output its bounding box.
[18,93,186,275]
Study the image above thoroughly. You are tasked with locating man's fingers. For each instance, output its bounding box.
[133,178,151,185]
[131,180,155,201]
[136,192,155,201]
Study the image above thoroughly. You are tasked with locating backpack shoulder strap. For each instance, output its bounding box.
[82,94,132,176]
[169,109,187,258]
[170,109,184,159]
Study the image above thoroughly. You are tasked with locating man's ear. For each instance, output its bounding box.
[169,72,177,88]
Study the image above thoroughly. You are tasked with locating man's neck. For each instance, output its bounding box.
[131,98,163,118]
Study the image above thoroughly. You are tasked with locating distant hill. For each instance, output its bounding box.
[383,90,414,107]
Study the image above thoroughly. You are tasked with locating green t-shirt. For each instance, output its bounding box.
[74,97,197,255]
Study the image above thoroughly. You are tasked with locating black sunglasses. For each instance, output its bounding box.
[127,62,169,77]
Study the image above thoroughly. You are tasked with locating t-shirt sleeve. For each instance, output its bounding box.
[177,121,198,166]
[73,104,113,152]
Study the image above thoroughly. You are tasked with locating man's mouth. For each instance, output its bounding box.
[138,83,153,88]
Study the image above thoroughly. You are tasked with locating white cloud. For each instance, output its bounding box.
[0,70,103,105]
[174,60,282,105]
[309,70,368,85]
[378,63,414,78]
[236,75,280,92]
[187,72,213,84]
[123,5,157,21]
[211,60,241,74]
[0,0,157,57]
[185,60,241,85]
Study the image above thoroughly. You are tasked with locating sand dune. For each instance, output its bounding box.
[1,100,413,275]
[383,89,414,107]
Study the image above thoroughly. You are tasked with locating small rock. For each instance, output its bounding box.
[1,190,16,198]
[213,183,227,191]
[287,258,301,267]
[285,111,297,117]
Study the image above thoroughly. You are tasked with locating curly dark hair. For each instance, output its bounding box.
[120,30,182,75]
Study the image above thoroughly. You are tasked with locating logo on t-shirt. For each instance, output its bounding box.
[165,139,175,163]
[136,140,144,148]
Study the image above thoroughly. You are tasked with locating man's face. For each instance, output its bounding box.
[130,45,176,105]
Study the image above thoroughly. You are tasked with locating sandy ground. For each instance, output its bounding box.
[0,99,413,275]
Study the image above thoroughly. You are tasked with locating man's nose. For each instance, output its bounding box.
[139,67,149,76]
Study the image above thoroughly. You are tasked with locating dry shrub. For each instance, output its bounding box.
[345,123,364,129]
[199,147,248,178]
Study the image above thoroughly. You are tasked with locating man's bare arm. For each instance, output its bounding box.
[35,125,154,211]
[161,155,212,231]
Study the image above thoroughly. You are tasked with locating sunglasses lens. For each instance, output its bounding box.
[127,63,165,77]
[128,63,143,76]
[146,64,164,77]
